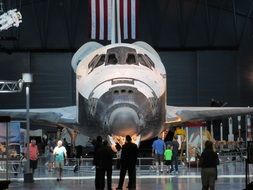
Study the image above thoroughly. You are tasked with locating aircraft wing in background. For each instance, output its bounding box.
[165,106,253,126]
[1,105,253,126]
[0,106,77,124]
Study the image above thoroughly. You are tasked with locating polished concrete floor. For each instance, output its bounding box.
[6,177,246,190]
[2,161,252,190]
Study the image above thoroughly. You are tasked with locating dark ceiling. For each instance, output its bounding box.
[0,0,253,51]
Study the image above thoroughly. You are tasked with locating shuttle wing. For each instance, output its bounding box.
[0,106,77,124]
[165,106,253,126]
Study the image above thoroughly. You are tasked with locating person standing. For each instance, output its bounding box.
[53,140,67,181]
[164,145,173,173]
[170,135,179,174]
[45,140,54,172]
[93,136,103,189]
[152,136,166,173]
[116,135,138,190]
[200,140,219,190]
[29,139,39,174]
[95,140,114,190]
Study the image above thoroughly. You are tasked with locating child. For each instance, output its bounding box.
[164,144,173,173]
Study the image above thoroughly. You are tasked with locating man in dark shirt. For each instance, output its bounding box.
[170,135,179,174]
[95,140,114,190]
[116,135,138,190]
[93,136,103,189]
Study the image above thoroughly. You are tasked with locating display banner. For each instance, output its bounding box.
[0,122,20,143]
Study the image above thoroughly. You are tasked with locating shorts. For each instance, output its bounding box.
[165,160,172,166]
[154,154,164,163]
[30,160,38,170]
[55,160,64,168]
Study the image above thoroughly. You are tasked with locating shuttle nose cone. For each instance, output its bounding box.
[109,107,139,136]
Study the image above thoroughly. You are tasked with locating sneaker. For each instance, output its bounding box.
[57,178,60,181]
[175,171,179,174]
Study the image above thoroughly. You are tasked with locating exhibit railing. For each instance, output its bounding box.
[0,153,248,180]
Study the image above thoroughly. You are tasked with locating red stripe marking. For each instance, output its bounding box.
[135,0,139,39]
[88,0,91,39]
[128,0,131,39]
[104,0,108,40]
[96,0,100,39]
[120,0,124,40]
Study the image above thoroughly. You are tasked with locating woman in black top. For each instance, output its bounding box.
[200,140,219,190]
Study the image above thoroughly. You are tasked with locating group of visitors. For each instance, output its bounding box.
[93,135,138,190]
[152,133,219,190]
[27,138,67,181]
[26,130,219,190]
[152,135,179,174]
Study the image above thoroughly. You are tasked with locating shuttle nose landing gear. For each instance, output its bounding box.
[108,134,141,151]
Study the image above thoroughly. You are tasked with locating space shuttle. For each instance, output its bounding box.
[72,41,167,142]
[70,40,253,144]
[1,0,253,145]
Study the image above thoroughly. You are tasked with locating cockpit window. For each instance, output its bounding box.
[107,53,118,65]
[144,54,155,68]
[88,54,99,69]
[88,54,105,73]
[138,54,152,69]
[126,53,137,65]
[95,55,105,68]
[138,54,148,68]
[106,47,137,66]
